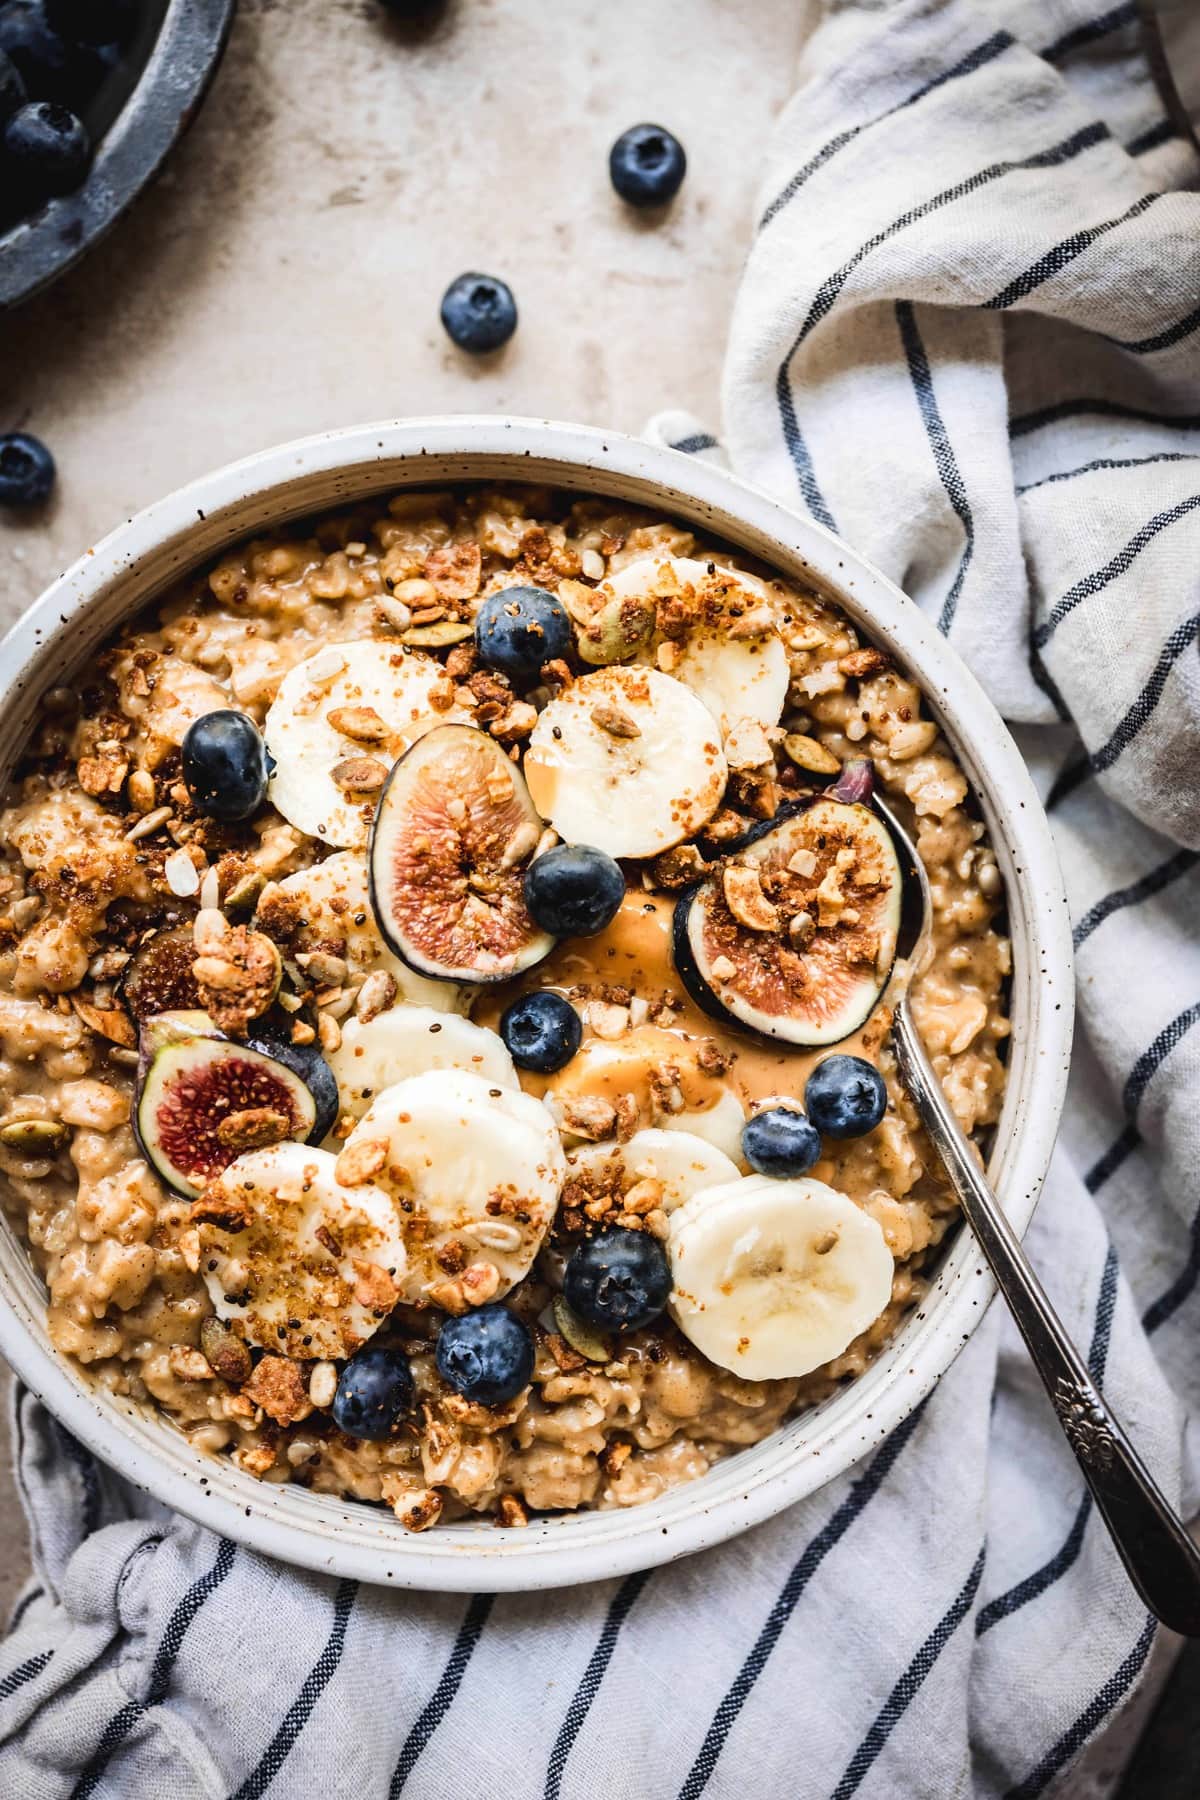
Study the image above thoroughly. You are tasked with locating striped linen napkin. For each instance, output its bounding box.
[3,2,1200,1795]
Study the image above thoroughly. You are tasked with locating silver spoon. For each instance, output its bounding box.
[872,791,1200,1636]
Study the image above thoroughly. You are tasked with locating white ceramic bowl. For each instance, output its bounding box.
[0,418,1073,1590]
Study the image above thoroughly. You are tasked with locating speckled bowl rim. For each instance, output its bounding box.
[0,417,1074,1591]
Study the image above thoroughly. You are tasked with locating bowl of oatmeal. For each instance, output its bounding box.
[0,417,1072,1590]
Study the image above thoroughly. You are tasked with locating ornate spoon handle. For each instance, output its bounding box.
[892,997,1200,1636]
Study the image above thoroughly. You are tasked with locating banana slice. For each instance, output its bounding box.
[272,851,470,1014]
[337,1069,564,1306]
[195,1142,406,1361]
[667,1174,893,1380]
[607,555,790,736]
[568,1127,738,1215]
[523,666,727,858]
[265,641,470,849]
[329,1005,518,1120]
[661,1090,749,1167]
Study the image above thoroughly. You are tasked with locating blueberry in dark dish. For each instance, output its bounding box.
[523,844,625,938]
[440,271,518,353]
[0,1,108,110]
[499,990,581,1073]
[4,98,89,198]
[0,431,55,507]
[436,1305,535,1407]
[609,123,686,207]
[331,1344,415,1440]
[474,584,571,679]
[804,1055,887,1140]
[44,0,137,45]
[564,1227,671,1333]
[181,710,270,823]
[742,1106,823,1178]
[0,50,26,127]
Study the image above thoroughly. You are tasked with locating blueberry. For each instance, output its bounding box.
[4,99,89,199]
[330,1344,414,1440]
[564,1227,671,1334]
[474,584,572,680]
[0,2,108,109]
[524,844,625,939]
[742,1106,822,1178]
[436,1305,534,1407]
[804,1055,887,1140]
[0,432,55,507]
[44,0,136,45]
[0,51,26,128]
[499,990,581,1074]
[609,123,686,208]
[181,710,269,823]
[440,272,517,353]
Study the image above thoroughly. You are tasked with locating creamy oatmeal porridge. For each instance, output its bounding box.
[0,485,1009,1530]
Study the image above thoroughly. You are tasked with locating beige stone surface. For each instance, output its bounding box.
[0,0,807,1619]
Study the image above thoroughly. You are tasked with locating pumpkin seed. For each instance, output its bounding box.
[575,594,655,666]
[0,1118,68,1153]
[553,1294,613,1363]
[401,620,474,648]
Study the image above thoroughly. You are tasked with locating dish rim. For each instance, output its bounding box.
[0,415,1074,1590]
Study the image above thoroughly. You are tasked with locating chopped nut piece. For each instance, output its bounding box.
[490,701,538,742]
[601,1440,633,1478]
[309,1361,339,1409]
[243,1355,312,1426]
[623,1177,664,1215]
[709,954,738,983]
[587,1000,629,1041]
[650,843,706,889]
[355,971,398,1022]
[335,1137,389,1187]
[394,1487,443,1532]
[77,754,129,797]
[839,647,890,678]
[591,702,641,740]
[560,1095,618,1140]
[460,1260,501,1305]
[724,718,774,772]
[352,1259,401,1311]
[726,608,776,640]
[200,1318,253,1385]
[498,819,540,868]
[782,733,841,776]
[128,769,157,813]
[191,1185,253,1231]
[327,705,390,743]
[234,1441,279,1478]
[425,539,483,599]
[331,756,389,793]
[787,848,817,878]
[722,864,781,932]
[193,907,230,957]
[495,1494,529,1528]
[216,1108,291,1152]
[788,910,816,949]
[169,1347,215,1382]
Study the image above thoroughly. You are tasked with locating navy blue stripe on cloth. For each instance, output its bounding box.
[895,300,974,633]
[669,434,719,455]
[1042,2,1137,65]
[678,1400,927,1799]
[0,1649,52,1701]
[1126,120,1177,156]
[1010,398,1200,438]
[1032,494,1200,646]
[758,30,1014,229]
[1003,1614,1157,1799]
[985,193,1162,310]
[232,1578,357,1800]
[390,1594,494,1798]
[545,1573,651,1800]
[1084,1125,1140,1193]
[1143,1210,1200,1335]
[6,1586,44,1633]
[1090,612,1200,772]
[975,1245,1118,1634]
[776,367,838,532]
[1045,754,1091,812]
[69,1538,237,1800]
[1073,848,1198,947]
[1105,301,1200,356]
[831,1547,986,1798]
[1017,451,1199,496]
[1123,1000,1200,1115]
[52,1423,101,1538]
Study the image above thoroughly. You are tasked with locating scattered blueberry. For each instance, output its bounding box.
[564,1227,671,1334]
[0,431,55,507]
[436,1305,534,1407]
[0,2,108,111]
[440,271,517,353]
[499,990,581,1074]
[181,710,269,823]
[804,1055,887,1140]
[4,98,89,198]
[0,50,26,127]
[44,0,137,46]
[609,122,686,208]
[330,1344,415,1440]
[524,844,625,939]
[742,1106,822,1178]
[474,584,572,680]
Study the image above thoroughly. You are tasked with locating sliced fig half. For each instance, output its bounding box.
[121,926,203,1022]
[673,797,902,1048]
[135,1034,320,1198]
[369,723,555,983]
